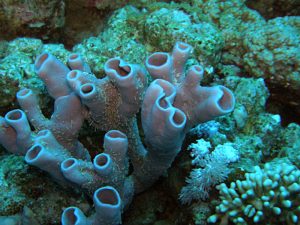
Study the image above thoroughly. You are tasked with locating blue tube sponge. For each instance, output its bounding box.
[62,186,121,225]
[0,42,235,225]
[64,57,147,130]
[60,130,131,198]
[16,88,89,159]
[145,42,235,130]
[35,53,72,99]
[25,129,72,183]
[0,109,33,155]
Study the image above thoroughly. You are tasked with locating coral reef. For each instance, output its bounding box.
[188,76,300,225]
[173,74,300,223]
[73,6,148,76]
[242,16,300,91]
[0,0,299,224]
[208,159,300,225]
[0,154,89,224]
[144,8,224,66]
[0,38,71,109]
[188,0,299,120]
[3,1,298,119]
[0,42,235,224]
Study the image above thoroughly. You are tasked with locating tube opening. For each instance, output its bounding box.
[61,158,77,170]
[193,65,203,73]
[95,187,119,205]
[81,84,94,94]
[6,110,23,121]
[94,154,109,167]
[17,88,31,97]
[27,145,42,160]
[35,53,49,70]
[218,87,235,112]
[106,130,126,139]
[158,98,169,109]
[172,110,186,126]
[147,53,169,67]
[67,70,79,80]
[118,65,131,77]
[177,42,189,51]
[63,208,79,225]
[69,54,79,60]
[107,59,131,77]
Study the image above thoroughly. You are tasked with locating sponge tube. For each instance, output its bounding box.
[103,130,128,172]
[142,79,186,154]
[61,207,89,225]
[35,53,71,99]
[61,186,122,225]
[105,57,147,118]
[17,88,48,130]
[94,186,122,225]
[25,143,67,182]
[172,42,192,83]
[67,53,91,73]
[4,109,33,155]
[145,52,173,82]
[0,117,18,154]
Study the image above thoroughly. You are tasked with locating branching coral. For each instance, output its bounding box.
[208,160,300,225]
[0,42,235,224]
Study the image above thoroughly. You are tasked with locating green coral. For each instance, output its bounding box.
[0,52,39,107]
[189,0,299,91]
[7,38,43,56]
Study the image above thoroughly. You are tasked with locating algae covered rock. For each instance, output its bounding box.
[242,16,300,91]
[144,8,224,66]
[73,6,147,76]
[246,0,300,19]
[190,0,265,66]
[0,0,65,40]
[224,76,269,125]
[214,76,281,169]
[0,154,90,224]
[280,123,300,167]
[0,37,71,108]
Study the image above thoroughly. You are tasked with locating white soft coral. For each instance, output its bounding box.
[179,139,239,204]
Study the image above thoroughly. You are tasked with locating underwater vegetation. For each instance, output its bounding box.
[0,0,299,224]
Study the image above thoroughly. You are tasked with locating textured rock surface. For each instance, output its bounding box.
[0,0,65,40]
[242,17,300,91]
[246,0,300,19]
[0,153,89,225]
